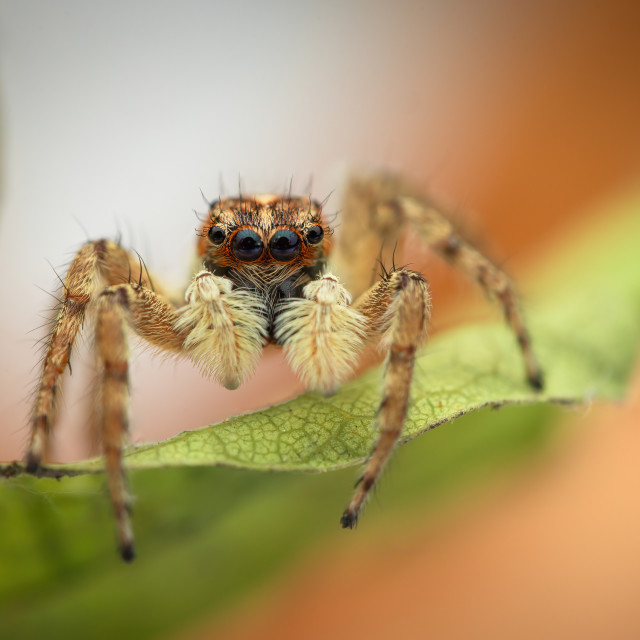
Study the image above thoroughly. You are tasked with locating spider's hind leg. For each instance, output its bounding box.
[333,172,543,390]
[331,173,416,300]
[399,194,544,389]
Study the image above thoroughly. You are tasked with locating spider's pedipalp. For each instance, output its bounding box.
[175,271,268,389]
[274,273,367,393]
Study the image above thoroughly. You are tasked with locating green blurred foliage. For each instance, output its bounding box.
[1,403,556,639]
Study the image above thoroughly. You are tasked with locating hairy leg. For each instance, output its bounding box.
[275,267,430,525]
[94,281,189,560]
[331,173,415,299]
[333,172,543,389]
[31,255,268,559]
[341,268,431,527]
[27,240,161,470]
[95,286,135,560]
[399,194,543,388]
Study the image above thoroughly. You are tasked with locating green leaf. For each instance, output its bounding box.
[5,193,640,478]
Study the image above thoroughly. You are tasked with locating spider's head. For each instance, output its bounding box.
[197,194,332,289]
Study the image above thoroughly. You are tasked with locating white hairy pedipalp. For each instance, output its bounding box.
[175,271,268,389]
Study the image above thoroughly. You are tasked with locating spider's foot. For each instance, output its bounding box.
[527,369,544,392]
[25,424,47,474]
[340,508,359,529]
[119,541,136,563]
[24,451,42,475]
[116,498,136,562]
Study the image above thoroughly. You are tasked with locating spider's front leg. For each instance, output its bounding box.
[28,236,185,559]
[93,283,185,560]
[341,268,431,527]
[29,237,266,560]
[94,271,268,559]
[275,270,430,528]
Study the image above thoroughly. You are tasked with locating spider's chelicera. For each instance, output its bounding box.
[26,174,543,562]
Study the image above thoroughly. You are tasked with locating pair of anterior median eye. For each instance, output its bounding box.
[208,225,324,262]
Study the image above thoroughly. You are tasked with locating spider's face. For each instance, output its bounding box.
[197,194,331,292]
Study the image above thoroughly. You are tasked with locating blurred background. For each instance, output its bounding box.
[0,1,639,638]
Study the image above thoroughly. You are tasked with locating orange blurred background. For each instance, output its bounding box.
[1,2,639,638]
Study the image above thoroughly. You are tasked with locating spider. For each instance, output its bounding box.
[26,172,543,561]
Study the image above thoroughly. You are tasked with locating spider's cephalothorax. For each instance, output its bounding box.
[26,172,543,562]
[196,195,332,333]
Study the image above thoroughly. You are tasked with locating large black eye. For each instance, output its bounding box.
[270,229,302,261]
[306,225,324,244]
[231,229,264,261]
[208,226,226,245]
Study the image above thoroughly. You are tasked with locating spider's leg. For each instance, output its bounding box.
[27,240,160,470]
[332,172,542,390]
[94,282,186,561]
[341,268,431,528]
[273,273,367,394]
[399,195,543,389]
[95,286,135,560]
[90,272,266,561]
[30,241,266,560]
[331,173,412,299]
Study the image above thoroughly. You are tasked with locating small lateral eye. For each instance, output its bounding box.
[270,229,302,261]
[306,225,324,244]
[208,226,226,245]
[231,229,264,261]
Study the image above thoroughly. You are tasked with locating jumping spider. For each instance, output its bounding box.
[27,172,543,561]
